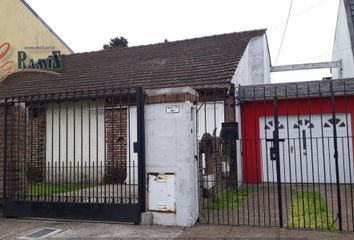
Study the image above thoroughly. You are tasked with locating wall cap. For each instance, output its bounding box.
[145,87,198,97]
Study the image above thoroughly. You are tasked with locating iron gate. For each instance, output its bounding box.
[2,86,145,223]
[197,80,354,232]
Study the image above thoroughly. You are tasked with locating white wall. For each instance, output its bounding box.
[126,106,138,185]
[46,101,105,182]
[332,0,354,78]
[230,34,271,184]
[231,34,271,86]
[197,101,224,140]
[45,101,139,184]
[234,104,243,185]
[145,99,198,227]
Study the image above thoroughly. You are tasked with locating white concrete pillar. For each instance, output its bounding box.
[144,87,198,227]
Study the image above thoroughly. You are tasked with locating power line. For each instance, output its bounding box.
[275,0,294,65]
[291,0,329,21]
[269,0,329,32]
[294,46,354,63]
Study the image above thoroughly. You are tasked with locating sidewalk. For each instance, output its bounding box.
[0,218,183,239]
[178,224,354,240]
[1,218,354,239]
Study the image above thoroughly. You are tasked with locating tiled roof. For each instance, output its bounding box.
[0,29,266,98]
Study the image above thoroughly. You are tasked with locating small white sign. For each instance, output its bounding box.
[166,105,180,113]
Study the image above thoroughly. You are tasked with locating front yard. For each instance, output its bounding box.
[27,183,87,197]
[288,191,337,230]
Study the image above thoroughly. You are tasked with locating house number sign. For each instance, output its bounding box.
[166,105,180,113]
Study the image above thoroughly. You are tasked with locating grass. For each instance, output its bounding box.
[287,191,337,230]
[27,183,87,197]
[207,187,252,210]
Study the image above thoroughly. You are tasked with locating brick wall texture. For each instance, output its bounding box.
[104,108,128,184]
[26,109,46,183]
[0,105,26,199]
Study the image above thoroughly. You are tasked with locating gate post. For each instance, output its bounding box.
[330,81,343,231]
[143,87,199,227]
[136,86,146,214]
[273,96,283,228]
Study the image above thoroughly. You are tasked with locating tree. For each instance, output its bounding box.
[103,36,128,49]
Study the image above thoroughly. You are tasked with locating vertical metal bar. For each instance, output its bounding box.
[262,87,271,226]
[24,98,28,201]
[330,81,343,231]
[103,96,107,203]
[10,99,14,200]
[195,100,202,222]
[315,138,324,227]
[212,93,220,224]
[136,87,146,214]
[343,80,354,232]
[307,83,316,228]
[80,98,84,202]
[244,119,250,225]
[340,136,349,231]
[285,86,294,227]
[88,95,91,202]
[17,102,21,201]
[36,104,41,201]
[65,100,69,202]
[271,89,277,226]
[28,101,33,200]
[43,96,48,201]
[119,90,123,203]
[295,84,306,228]
[203,101,210,223]
[233,94,239,226]
[51,97,54,202]
[318,82,330,229]
[58,100,61,201]
[3,98,8,200]
[73,99,76,202]
[252,87,260,226]
[273,96,283,228]
[128,101,132,203]
[96,95,99,203]
[224,91,229,225]
[111,93,115,203]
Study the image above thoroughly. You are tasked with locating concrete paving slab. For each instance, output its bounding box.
[0,218,184,239]
[178,224,354,240]
[0,218,59,239]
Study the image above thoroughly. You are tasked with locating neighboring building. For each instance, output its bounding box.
[0,29,270,187]
[0,0,73,73]
[332,0,354,78]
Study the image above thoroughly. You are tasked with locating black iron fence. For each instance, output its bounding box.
[197,80,354,232]
[2,86,145,222]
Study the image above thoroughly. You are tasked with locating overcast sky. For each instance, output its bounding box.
[26,0,340,83]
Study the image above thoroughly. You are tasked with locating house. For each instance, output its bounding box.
[0,29,270,196]
[0,0,73,81]
[332,0,354,78]
[2,28,354,229]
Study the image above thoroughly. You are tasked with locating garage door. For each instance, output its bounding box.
[260,113,354,183]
